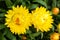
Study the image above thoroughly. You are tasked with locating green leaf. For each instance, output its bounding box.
[0,18,4,21]
[0,13,5,17]
[57,1,60,8]
[52,0,57,7]
[57,15,60,18]
[0,32,6,40]
[5,0,13,8]
[0,9,6,12]
[14,0,23,5]
[33,0,47,8]
[21,1,26,6]
[51,26,55,32]
[32,32,41,37]
[40,32,43,39]
[5,28,16,40]
[29,4,38,10]
[26,30,32,34]
[0,24,6,30]
[29,32,41,40]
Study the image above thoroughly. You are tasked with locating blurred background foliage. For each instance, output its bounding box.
[0,0,60,40]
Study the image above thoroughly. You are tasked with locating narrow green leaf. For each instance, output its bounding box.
[0,24,6,30]
[57,15,60,18]
[26,30,32,34]
[57,1,60,8]
[28,32,41,40]
[52,0,57,7]
[33,0,47,8]
[0,13,5,17]
[5,0,13,8]
[32,32,41,37]
[40,32,43,39]
[29,4,38,10]
[29,34,34,40]
[5,28,16,40]
[0,32,6,40]
[21,1,26,6]
[0,18,4,21]
[51,26,55,32]
[14,0,23,5]
[0,9,6,12]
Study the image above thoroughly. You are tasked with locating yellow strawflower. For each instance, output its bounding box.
[31,6,53,32]
[50,32,59,40]
[57,23,60,33]
[5,5,31,35]
[57,23,60,29]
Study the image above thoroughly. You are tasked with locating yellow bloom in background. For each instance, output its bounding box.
[57,23,60,33]
[50,32,59,40]
[31,6,53,32]
[5,5,31,35]
[57,23,60,29]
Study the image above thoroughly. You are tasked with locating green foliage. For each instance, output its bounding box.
[0,0,60,40]
[4,28,16,40]
[5,0,13,8]
[0,32,6,40]
[33,0,47,8]
[0,24,6,30]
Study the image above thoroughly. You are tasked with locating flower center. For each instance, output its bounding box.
[15,18,20,25]
[40,16,46,23]
[41,18,45,23]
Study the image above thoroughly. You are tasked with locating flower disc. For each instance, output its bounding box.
[5,5,31,35]
[32,6,53,32]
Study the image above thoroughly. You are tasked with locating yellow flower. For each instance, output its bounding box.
[50,32,59,40]
[5,5,31,35]
[57,23,60,33]
[57,23,60,29]
[31,6,53,32]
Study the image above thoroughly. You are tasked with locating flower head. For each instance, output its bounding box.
[57,23,60,29]
[57,23,60,33]
[52,7,59,15]
[5,5,31,35]
[50,32,59,40]
[32,6,53,32]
